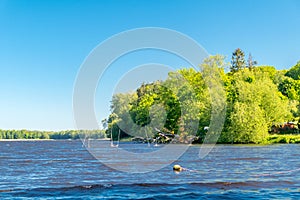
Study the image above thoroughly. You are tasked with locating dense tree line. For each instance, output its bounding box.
[0,129,106,140]
[105,49,300,144]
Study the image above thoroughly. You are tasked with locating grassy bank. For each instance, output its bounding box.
[267,134,300,144]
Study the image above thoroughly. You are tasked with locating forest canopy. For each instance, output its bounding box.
[105,49,300,144]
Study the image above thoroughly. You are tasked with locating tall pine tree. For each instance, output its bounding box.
[231,48,246,72]
[247,53,257,70]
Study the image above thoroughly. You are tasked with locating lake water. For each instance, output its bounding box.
[1,140,300,199]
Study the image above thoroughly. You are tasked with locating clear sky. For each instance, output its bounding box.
[0,0,299,131]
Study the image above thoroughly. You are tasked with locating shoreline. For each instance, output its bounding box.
[0,138,110,142]
[0,134,299,144]
[0,139,54,141]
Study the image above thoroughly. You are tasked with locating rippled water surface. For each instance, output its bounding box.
[1,140,300,199]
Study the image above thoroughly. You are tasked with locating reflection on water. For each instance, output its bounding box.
[0,140,300,199]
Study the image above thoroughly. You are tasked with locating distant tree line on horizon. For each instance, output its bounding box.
[0,129,106,140]
[104,48,300,144]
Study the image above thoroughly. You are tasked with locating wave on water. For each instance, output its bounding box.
[1,180,297,198]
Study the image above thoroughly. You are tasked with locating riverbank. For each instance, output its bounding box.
[0,138,110,142]
[1,134,300,144]
[0,139,54,141]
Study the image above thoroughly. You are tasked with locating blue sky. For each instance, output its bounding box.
[0,0,300,131]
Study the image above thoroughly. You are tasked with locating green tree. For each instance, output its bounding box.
[222,69,291,143]
[278,77,300,101]
[246,53,257,70]
[130,81,181,134]
[230,48,246,72]
[226,102,268,143]
[40,132,50,139]
[108,92,137,138]
[286,61,300,80]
